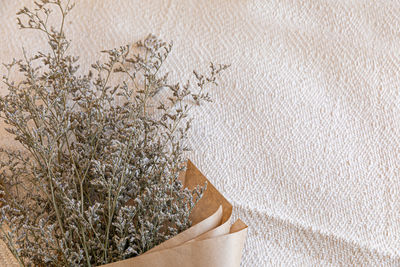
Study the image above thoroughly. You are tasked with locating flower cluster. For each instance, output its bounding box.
[0,1,228,266]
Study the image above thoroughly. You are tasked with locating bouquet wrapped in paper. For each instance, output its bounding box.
[102,160,248,267]
[0,1,247,266]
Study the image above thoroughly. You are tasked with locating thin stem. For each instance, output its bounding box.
[0,227,26,267]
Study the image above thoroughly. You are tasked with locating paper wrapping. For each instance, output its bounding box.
[101,160,248,267]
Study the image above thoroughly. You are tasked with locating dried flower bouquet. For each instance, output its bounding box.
[0,1,246,266]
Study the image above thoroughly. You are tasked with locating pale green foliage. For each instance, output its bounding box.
[0,0,228,266]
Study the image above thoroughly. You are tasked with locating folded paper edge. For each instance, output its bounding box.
[145,205,223,254]
[101,224,248,267]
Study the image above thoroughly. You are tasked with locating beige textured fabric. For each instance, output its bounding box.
[1,0,400,266]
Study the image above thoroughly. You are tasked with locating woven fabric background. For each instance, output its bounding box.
[1,0,400,266]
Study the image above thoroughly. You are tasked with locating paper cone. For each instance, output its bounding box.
[101,160,248,267]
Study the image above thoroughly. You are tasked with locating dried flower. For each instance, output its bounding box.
[0,1,228,266]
